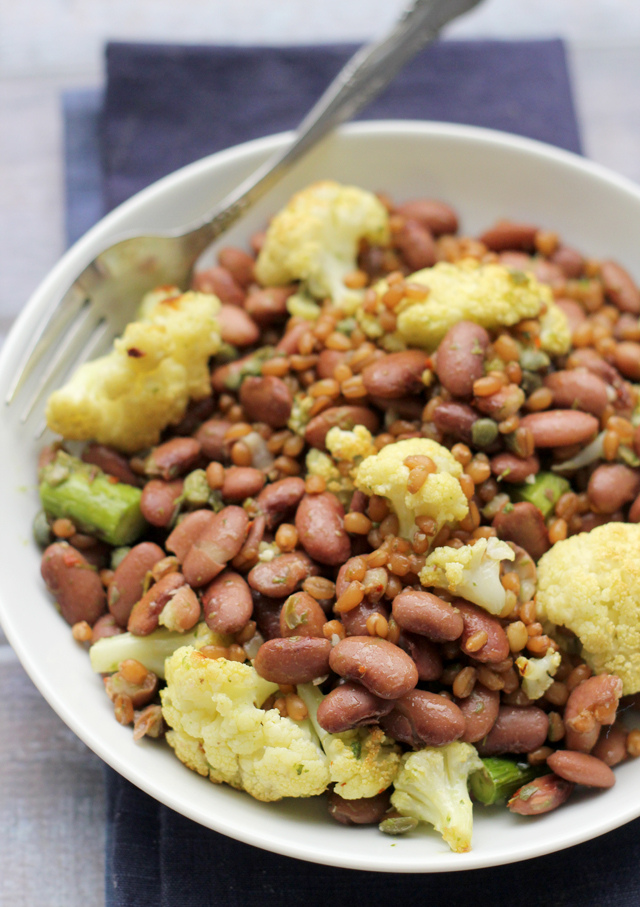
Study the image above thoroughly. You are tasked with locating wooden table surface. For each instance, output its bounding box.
[1,14,640,904]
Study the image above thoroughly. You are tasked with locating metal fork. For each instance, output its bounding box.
[8,0,483,419]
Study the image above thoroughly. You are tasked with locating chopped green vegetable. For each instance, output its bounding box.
[39,451,146,546]
[512,471,570,519]
[469,757,545,806]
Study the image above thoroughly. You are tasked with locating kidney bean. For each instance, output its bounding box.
[397,631,442,681]
[108,542,166,627]
[498,251,531,270]
[276,321,309,355]
[592,723,628,767]
[508,774,574,815]
[81,444,140,486]
[182,506,249,587]
[635,425,640,459]
[41,542,106,626]
[127,572,187,635]
[254,636,331,684]
[329,636,418,699]
[432,402,478,444]
[217,304,260,347]
[477,705,549,756]
[394,219,436,270]
[547,751,615,789]
[91,613,124,644]
[564,674,623,753]
[493,502,550,562]
[248,551,319,598]
[629,492,640,523]
[519,410,599,447]
[279,591,326,639]
[217,246,255,288]
[140,478,184,527]
[533,259,566,289]
[551,245,584,279]
[490,453,540,484]
[555,298,587,334]
[479,220,538,252]
[600,260,640,314]
[191,265,245,306]
[317,682,395,733]
[244,286,292,326]
[588,464,640,514]
[305,406,380,450]
[395,198,458,236]
[145,437,202,480]
[381,690,465,747]
[337,598,385,636]
[475,385,525,422]
[315,349,347,380]
[194,419,232,461]
[614,342,640,381]
[371,400,422,426]
[567,348,620,385]
[239,375,292,428]
[435,321,490,398]
[392,588,463,642]
[457,684,500,743]
[202,570,253,634]
[580,510,624,532]
[171,397,217,437]
[544,369,609,417]
[166,509,216,562]
[256,477,306,529]
[295,492,351,566]
[232,513,266,571]
[327,789,391,826]
[221,466,265,502]
[456,601,510,664]
[252,590,285,640]
[361,350,428,399]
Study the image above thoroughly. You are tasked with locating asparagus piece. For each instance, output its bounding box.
[39,450,146,546]
[469,757,546,806]
[512,471,570,519]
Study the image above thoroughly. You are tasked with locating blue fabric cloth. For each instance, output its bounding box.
[60,38,640,907]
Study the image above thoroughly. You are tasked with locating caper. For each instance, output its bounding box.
[472,418,499,449]
[379,816,419,836]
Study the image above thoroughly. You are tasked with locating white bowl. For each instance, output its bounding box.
[2,121,640,873]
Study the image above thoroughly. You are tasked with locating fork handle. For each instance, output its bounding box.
[197,0,479,240]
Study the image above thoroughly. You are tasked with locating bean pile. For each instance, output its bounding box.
[38,193,640,827]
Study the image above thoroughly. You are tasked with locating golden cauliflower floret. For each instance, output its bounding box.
[297,684,401,800]
[420,538,515,616]
[354,437,468,541]
[161,647,330,802]
[255,180,390,313]
[46,288,221,453]
[536,523,640,694]
[326,425,377,464]
[538,298,571,355]
[387,260,551,350]
[305,448,353,507]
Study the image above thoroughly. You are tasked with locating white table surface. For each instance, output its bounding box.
[2,3,640,904]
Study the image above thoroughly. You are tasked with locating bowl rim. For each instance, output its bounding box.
[3,118,640,873]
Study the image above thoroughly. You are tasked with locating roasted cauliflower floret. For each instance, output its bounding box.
[255,180,390,313]
[536,523,640,694]
[391,743,483,853]
[375,259,566,351]
[515,649,562,700]
[298,683,401,800]
[161,647,330,801]
[420,537,515,615]
[46,288,221,453]
[354,437,469,541]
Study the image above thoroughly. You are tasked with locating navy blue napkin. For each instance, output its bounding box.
[101,39,581,213]
[61,38,640,907]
